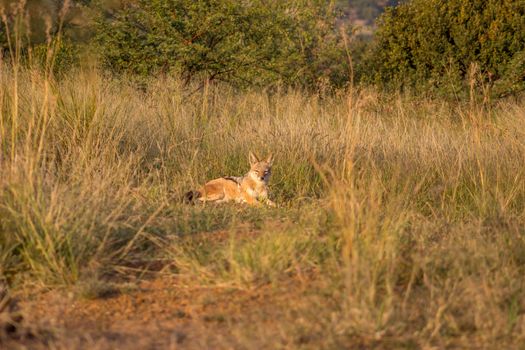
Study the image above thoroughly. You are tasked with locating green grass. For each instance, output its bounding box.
[1,64,525,348]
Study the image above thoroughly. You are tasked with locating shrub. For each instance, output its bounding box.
[367,0,525,97]
[0,1,81,76]
[32,39,80,76]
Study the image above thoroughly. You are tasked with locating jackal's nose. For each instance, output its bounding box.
[260,177,265,180]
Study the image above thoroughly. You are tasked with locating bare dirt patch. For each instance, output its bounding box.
[14,275,316,349]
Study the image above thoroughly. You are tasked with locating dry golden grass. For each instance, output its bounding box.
[1,63,525,348]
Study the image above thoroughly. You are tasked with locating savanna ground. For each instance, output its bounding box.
[1,65,525,349]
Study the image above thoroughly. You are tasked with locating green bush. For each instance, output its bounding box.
[32,39,80,76]
[94,0,351,88]
[0,2,81,76]
[367,0,525,97]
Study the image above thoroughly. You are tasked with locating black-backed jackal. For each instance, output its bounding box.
[185,152,275,206]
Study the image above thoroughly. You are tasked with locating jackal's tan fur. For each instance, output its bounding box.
[185,152,275,206]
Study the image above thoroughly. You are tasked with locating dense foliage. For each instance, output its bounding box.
[0,1,83,74]
[94,0,351,88]
[368,0,525,96]
[3,0,525,97]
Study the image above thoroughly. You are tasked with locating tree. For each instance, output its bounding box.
[94,0,352,88]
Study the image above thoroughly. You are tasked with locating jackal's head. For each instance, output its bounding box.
[248,152,273,184]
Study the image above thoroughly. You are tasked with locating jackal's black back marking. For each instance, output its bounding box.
[223,176,243,185]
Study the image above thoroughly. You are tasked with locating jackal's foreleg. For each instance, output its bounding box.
[264,199,276,207]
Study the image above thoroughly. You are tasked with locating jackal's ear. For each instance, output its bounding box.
[249,151,259,166]
[265,153,274,166]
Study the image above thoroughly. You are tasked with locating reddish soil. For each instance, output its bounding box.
[9,276,314,350]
